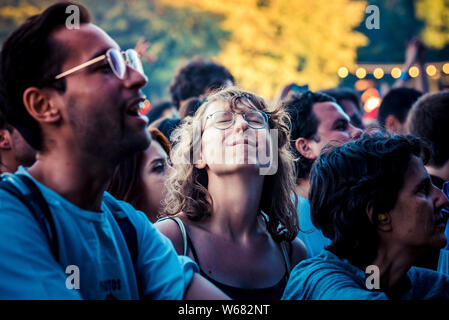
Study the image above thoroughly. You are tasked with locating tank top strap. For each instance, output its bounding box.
[156,216,204,269]
[280,241,292,274]
[184,231,203,268]
[156,216,188,256]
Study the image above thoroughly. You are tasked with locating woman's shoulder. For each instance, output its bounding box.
[154,214,190,255]
[287,238,308,269]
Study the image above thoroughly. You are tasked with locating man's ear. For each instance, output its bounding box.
[385,115,402,134]
[23,87,61,124]
[366,205,392,232]
[295,137,316,160]
[0,129,12,150]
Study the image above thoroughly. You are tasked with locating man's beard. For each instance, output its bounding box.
[66,98,149,165]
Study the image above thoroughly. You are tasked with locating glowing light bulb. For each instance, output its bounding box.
[409,66,419,78]
[356,68,366,79]
[338,67,349,78]
[391,67,401,79]
[373,68,384,79]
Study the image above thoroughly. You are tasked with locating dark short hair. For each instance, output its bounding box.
[278,83,309,101]
[146,101,175,124]
[0,111,13,133]
[0,86,6,130]
[282,91,336,179]
[0,2,91,150]
[408,91,449,167]
[178,97,204,118]
[320,88,365,129]
[377,88,422,127]
[0,108,6,131]
[150,117,182,145]
[320,87,361,112]
[310,133,430,268]
[0,81,15,133]
[169,58,234,109]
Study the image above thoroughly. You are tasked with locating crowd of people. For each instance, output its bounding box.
[0,2,448,300]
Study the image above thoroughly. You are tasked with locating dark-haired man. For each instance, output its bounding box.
[408,91,449,190]
[283,91,362,257]
[170,57,234,110]
[408,91,449,261]
[320,87,365,129]
[0,111,35,174]
[0,2,226,299]
[377,87,422,134]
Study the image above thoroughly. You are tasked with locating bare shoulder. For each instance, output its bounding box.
[290,237,308,268]
[154,216,186,255]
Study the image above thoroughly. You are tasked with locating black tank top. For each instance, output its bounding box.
[157,216,293,300]
[185,232,291,300]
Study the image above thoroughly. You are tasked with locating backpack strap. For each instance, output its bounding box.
[0,174,143,297]
[103,196,139,268]
[0,174,59,261]
[280,241,292,275]
[156,216,188,256]
[103,195,141,297]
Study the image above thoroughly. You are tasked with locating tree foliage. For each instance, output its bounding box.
[415,0,449,49]
[0,0,227,101]
[2,0,449,100]
[163,0,368,98]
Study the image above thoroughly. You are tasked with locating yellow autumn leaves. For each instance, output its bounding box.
[416,0,449,49]
[163,0,368,99]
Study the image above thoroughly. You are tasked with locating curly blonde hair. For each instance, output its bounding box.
[163,86,299,242]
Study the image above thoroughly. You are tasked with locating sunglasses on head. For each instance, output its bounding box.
[54,48,144,80]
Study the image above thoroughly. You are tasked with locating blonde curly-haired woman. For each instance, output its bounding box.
[156,87,307,300]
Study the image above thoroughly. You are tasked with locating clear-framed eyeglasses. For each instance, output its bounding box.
[54,48,144,80]
[206,110,270,130]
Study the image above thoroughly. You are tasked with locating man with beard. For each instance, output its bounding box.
[0,2,227,299]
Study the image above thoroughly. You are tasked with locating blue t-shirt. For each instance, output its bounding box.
[438,249,449,275]
[442,181,449,250]
[282,250,449,300]
[0,167,198,299]
[295,195,331,258]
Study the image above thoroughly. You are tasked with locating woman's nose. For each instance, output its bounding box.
[233,113,248,132]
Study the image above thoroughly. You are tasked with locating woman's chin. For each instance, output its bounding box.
[209,162,261,175]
